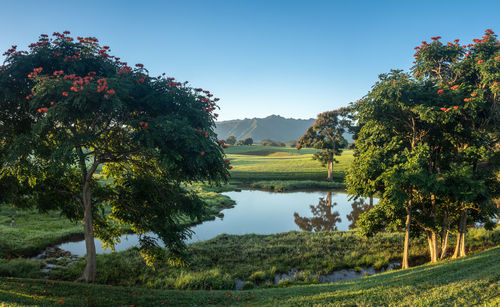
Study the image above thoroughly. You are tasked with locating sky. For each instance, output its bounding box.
[1,0,499,121]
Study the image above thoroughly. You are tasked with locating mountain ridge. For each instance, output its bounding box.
[214,114,352,143]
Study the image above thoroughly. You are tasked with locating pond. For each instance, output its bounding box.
[58,190,376,256]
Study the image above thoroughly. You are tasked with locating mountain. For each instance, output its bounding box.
[215,115,353,143]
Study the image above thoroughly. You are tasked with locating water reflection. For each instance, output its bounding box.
[294,192,341,231]
[346,198,374,230]
[58,190,379,256]
[294,195,375,231]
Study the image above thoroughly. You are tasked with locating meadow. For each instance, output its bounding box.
[225,145,353,189]
[0,246,499,306]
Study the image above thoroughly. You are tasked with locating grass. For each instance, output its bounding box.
[225,145,354,187]
[0,246,499,306]
[249,180,346,191]
[0,206,82,258]
[0,187,235,258]
[32,227,499,291]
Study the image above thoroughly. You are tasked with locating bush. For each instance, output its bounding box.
[174,269,234,290]
[242,281,255,290]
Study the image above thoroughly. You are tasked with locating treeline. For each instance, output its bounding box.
[224,136,297,147]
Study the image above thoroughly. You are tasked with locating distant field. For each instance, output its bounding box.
[225,145,353,183]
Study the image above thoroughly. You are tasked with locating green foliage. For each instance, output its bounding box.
[243,137,253,145]
[297,109,350,167]
[225,135,237,145]
[0,32,230,268]
[173,269,234,290]
[348,30,499,261]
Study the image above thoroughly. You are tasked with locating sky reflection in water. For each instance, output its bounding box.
[59,190,377,256]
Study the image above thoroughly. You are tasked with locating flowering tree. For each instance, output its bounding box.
[297,109,350,181]
[0,32,230,282]
[413,30,499,258]
[348,30,499,269]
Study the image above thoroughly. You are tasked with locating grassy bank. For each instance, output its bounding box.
[0,246,499,306]
[0,188,234,258]
[31,227,499,291]
[249,180,345,191]
[225,146,353,186]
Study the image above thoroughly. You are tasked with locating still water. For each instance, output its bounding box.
[59,190,376,256]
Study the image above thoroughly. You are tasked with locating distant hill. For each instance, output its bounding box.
[215,115,353,143]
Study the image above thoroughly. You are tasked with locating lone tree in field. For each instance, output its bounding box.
[0,32,230,282]
[225,135,237,145]
[297,109,350,181]
[243,137,253,145]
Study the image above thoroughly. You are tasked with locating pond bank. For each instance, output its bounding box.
[43,227,500,290]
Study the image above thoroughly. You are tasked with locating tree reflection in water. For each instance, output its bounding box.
[294,192,341,231]
[346,197,374,230]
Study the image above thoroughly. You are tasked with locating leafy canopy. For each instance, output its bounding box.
[0,31,230,261]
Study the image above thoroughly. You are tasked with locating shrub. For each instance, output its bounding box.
[174,269,234,290]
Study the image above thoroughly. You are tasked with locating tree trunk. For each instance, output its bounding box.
[327,161,333,181]
[440,228,449,259]
[426,231,438,262]
[81,183,97,282]
[452,210,467,259]
[402,201,411,269]
[369,196,373,207]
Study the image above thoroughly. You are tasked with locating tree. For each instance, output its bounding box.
[348,31,499,269]
[297,109,350,181]
[285,140,297,147]
[412,30,499,258]
[348,70,442,268]
[0,32,230,282]
[243,137,253,145]
[225,135,237,145]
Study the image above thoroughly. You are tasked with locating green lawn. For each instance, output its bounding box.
[225,145,354,185]
[0,246,499,306]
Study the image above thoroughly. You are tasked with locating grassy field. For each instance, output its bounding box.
[0,246,499,306]
[225,145,354,186]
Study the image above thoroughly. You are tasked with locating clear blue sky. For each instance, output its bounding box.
[1,0,498,121]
